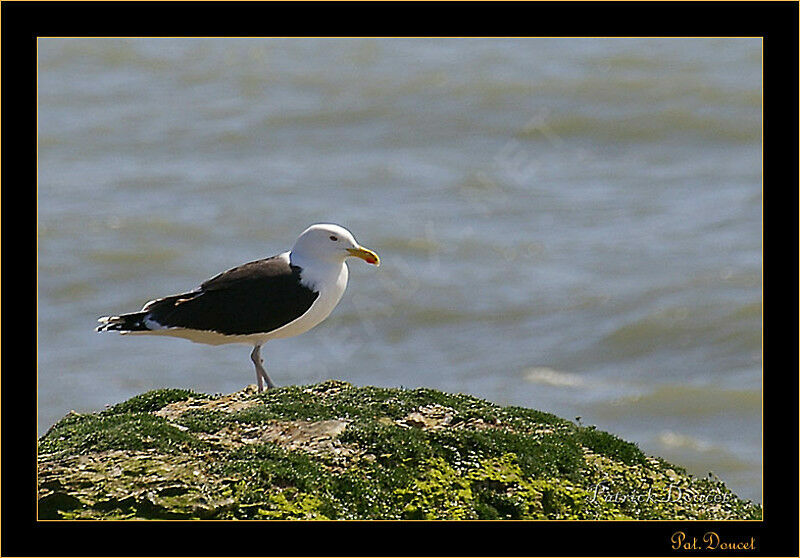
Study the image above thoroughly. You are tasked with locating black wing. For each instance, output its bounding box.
[145,256,319,335]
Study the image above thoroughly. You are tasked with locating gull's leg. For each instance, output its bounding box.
[251,345,264,392]
[250,345,275,392]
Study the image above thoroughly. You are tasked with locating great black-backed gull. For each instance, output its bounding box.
[96,223,380,391]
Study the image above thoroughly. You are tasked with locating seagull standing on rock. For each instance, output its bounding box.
[96,223,380,392]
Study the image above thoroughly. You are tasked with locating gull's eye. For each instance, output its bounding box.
[329,235,338,241]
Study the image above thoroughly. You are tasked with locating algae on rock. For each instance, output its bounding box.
[37,381,762,520]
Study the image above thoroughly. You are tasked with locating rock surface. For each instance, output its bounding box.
[37,381,762,520]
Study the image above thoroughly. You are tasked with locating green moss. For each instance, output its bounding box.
[499,405,576,429]
[244,381,532,427]
[395,457,475,519]
[393,454,629,520]
[340,421,433,467]
[254,491,331,520]
[38,412,203,456]
[175,380,578,440]
[101,388,211,415]
[175,408,229,433]
[575,425,647,466]
[212,442,407,519]
[325,467,399,519]
[38,381,762,520]
[210,444,339,519]
[219,443,329,494]
[242,382,425,423]
[430,428,585,481]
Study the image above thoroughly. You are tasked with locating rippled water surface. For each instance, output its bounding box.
[38,38,762,502]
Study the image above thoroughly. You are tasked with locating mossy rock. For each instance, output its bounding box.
[37,381,762,520]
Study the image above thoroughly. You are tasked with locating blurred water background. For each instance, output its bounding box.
[37,38,762,503]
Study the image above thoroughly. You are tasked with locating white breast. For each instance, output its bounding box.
[267,257,349,340]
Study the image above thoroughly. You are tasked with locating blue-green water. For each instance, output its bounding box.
[38,38,762,503]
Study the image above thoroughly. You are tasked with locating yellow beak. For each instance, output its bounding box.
[347,246,380,266]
